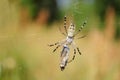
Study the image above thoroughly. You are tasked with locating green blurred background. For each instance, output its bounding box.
[0,0,120,80]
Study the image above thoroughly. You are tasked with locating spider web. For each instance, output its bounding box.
[59,0,88,36]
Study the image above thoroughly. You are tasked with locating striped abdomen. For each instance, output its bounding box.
[60,45,69,71]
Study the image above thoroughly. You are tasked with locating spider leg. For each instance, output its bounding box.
[77,34,87,39]
[77,47,82,55]
[48,42,59,47]
[49,39,66,53]
[72,41,82,55]
[64,16,68,34]
[68,42,81,62]
[68,41,80,63]
[53,45,61,52]
[68,49,76,63]
[58,26,66,36]
[74,20,87,36]
[57,15,68,36]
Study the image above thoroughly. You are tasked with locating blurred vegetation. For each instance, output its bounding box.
[0,0,120,80]
[95,0,120,40]
[19,0,61,24]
